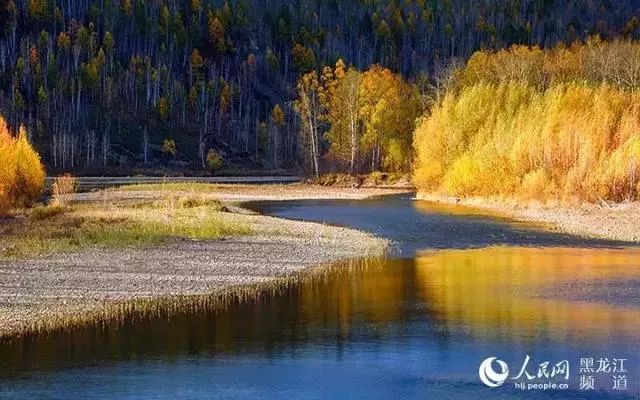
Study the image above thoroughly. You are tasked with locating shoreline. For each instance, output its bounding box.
[418,193,640,243]
[0,185,409,339]
[9,183,636,339]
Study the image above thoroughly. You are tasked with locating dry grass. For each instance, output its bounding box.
[114,182,414,199]
[116,182,219,193]
[51,174,78,206]
[30,204,66,220]
[0,187,250,260]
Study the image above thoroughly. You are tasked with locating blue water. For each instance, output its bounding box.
[247,195,631,255]
[1,195,638,399]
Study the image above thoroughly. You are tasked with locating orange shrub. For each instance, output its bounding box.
[0,117,45,214]
[14,127,45,207]
[0,120,17,214]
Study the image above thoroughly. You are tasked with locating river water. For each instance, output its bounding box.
[1,194,639,399]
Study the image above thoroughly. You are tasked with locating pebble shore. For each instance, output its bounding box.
[0,185,409,338]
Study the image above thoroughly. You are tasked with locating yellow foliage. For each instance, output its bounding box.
[51,174,77,206]
[441,153,480,194]
[359,65,421,172]
[0,117,45,214]
[14,127,45,207]
[456,39,640,92]
[414,81,640,201]
[519,169,555,200]
[296,62,422,174]
[461,45,545,88]
[161,138,177,158]
[205,149,224,173]
[0,121,17,214]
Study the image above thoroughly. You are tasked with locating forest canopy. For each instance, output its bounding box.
[1,0,640,174]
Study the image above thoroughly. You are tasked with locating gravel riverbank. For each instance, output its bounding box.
[0,185,407,338]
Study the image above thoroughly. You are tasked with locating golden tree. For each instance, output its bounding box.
[0,120,16,213]
[0,117,45,214]
[359,65,421,172]
[326,60,363,174]
[14,127,45,206]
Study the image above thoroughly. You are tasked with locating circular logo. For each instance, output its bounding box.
[479,357,510,388]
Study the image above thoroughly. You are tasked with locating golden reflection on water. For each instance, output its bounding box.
[294,258,412,338]
[3,248,640,372]
[413,200,510,218]
[412,200,553,231]
[415,246,640,342]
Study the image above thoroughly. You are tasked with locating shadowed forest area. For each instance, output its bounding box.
[2,0,640,176]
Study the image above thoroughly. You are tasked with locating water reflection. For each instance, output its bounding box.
[2,195,640,399]
[1,247,639,398]
[415,247,640,342]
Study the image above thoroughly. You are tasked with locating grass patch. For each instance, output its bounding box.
[116,182,219,193]
[30,205,67,221]
[1,219,167,259]
[176,196,223,209]
[0,188,250,260]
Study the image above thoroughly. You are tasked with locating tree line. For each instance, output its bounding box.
[1,0,640,173]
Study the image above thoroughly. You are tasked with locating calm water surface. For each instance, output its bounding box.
[1,195,639,399]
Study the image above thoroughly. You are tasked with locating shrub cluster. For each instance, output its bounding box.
[0,117,46,214]
[414,82,640,201]
[414,40,640,202]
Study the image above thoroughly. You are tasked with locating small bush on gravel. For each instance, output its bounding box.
[51,174,78,206]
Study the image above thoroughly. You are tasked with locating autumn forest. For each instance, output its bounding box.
[1,0,640,200]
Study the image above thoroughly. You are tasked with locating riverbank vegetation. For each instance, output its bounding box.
[314,172,411,188]
[414,39,640,202]
[0,116,45,215]
[0,186,249,260]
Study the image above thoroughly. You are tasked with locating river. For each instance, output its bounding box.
[1,194,639,399]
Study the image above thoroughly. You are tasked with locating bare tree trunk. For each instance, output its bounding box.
[143,128,149,165]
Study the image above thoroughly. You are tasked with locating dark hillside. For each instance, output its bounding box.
[1,0,639,173]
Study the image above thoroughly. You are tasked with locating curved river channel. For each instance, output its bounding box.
[1,194,639,399]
